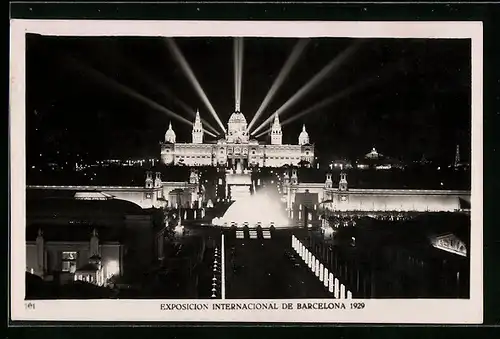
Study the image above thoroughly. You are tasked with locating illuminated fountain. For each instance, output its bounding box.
[211,191,289,228]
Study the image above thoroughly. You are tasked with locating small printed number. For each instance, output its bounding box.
[350,303,365,309]
[25,302,35,310]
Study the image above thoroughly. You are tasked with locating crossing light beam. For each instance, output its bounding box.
[254,60,404,138]
[234,37,244,111]
[65,55,217,138]
[165,38,227,134]
[251,40,364,136]
[114,56,221,135]
[149,81,221,135]
[246,38,310,133]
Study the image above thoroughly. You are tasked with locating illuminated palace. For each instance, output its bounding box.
[160,106,315,168]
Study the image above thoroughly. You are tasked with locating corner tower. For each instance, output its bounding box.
[192,109,204,144]
[145,171,154,188]
[325,173,333,189]
[339,172,348,191]
[271,114,282,145]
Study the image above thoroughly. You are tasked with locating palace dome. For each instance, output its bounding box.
[227,110,249,143]
[228,111,248,125]
[365,147,381,159]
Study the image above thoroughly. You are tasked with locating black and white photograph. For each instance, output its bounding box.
[10,20,483,323]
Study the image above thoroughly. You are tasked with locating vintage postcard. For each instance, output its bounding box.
[10,20,483,323]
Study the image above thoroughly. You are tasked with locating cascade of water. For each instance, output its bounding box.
[211,191,288,228]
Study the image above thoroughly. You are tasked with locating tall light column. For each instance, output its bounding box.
[221,233,226,299]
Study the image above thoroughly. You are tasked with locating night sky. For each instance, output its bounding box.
[26,34,471,164]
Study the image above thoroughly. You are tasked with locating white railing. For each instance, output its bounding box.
[291,235,352,299]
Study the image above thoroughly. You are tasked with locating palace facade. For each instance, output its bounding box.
[160,109,315,168]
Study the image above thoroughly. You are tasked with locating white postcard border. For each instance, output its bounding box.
[9,19,483,324]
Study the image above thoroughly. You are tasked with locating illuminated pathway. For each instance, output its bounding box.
[222,228,331,299]
[187,216,470,299]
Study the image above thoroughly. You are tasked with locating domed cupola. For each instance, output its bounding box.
[227,103,249,144]
[365,147,381,160]
[165,122,176,143]
[298,124,309,145]
[228,111,248,126]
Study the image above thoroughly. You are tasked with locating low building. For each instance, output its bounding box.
[282,169,471,220]
[26,170,199,210]
[26,195,152,227]
[26,225,123,286]
[291,190,321,227]
[325,189,467,213]
[26,196,159,286]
